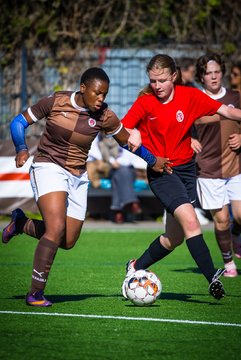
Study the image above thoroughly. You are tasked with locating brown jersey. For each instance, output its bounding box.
[28,91,121,176]
[195,88,241,178]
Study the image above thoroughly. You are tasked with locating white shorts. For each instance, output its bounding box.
[197,174,241,210]
[30,162,89,220]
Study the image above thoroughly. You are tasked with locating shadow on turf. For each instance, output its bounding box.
[172,267,202,274]
[124,292,221,305]
[159,292,226,304]
[9,289,232,305]
[9,293,120,303]
[170,267,241,276]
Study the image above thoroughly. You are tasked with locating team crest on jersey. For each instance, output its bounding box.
[176,110,184,122]
[88,118,96,127]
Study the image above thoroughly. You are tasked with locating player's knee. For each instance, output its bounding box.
[44,222,66,244]
[185,215,200,233]
[161,234,184,250]
[60,239,77,250]
[214,216,230,230]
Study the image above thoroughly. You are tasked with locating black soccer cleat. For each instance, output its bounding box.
[208,269,225,300]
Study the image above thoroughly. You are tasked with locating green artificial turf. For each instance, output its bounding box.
[0,228,240,360]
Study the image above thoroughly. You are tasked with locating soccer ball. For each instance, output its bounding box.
[125,269,162,306]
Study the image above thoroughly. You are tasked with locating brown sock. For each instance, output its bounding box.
[215,228,233,263]
[23,219,69,249]
[30,236,58,294]
[16,215,28,234]
[23,219,45,239]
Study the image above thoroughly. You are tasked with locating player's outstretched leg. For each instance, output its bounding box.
[121,235,172,298]
[2,208,27,244]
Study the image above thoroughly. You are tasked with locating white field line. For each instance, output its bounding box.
[0,310,241,328]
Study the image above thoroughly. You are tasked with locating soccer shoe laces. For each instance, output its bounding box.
[208,268,225,300]
[212,268,225,281]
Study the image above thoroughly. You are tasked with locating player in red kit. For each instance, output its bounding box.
[121,54,241,300]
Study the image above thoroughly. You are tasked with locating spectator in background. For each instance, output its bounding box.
[193,52,241,277]
[230,62,241,95]
[86,134,110,189]
[178,57,196,87]
[178,57,202,89]
[87,134,142,223]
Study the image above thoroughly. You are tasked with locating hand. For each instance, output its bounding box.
[152,157,173,174]
[127,128,142,152]
[191,138,202,153]
[15,150,30,168]
[111,160,121,169]
[228,133,241,151]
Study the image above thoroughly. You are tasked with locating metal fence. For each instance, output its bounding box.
[0,45,205,140]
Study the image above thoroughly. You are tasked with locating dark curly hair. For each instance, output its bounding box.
[80,67,110,85]
[196,53,226,82]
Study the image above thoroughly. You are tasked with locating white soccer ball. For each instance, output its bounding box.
[125,269,162,306]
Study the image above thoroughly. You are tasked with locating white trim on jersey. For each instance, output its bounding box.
[105,122,123,137]
[203,86,226,100]
[27,107,39,122]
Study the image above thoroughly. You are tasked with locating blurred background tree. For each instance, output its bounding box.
[1,0,240,66]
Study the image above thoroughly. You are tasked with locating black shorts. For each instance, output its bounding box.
[147,158,197,215]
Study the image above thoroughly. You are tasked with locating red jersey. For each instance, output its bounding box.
[122,85,221,166]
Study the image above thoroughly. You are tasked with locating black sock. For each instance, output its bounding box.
[135,236,172,270]
[186,234,216,283]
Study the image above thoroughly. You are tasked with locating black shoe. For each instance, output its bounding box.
[208,269,225,300]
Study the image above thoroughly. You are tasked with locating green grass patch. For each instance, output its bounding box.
[0,229,241,360]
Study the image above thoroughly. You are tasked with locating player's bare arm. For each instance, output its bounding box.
[125,128,142,151]
[195,114,221,125]
[217,104,241,121]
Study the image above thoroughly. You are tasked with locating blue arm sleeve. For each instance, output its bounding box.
[122,144,157,167]
[10,113,29,153]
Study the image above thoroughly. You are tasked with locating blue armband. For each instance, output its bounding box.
[10,113,29,153]
[123,144,157,167]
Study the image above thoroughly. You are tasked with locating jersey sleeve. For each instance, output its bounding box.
[121,97,147,128]
[27,94,55,122]
[102,108,122,136]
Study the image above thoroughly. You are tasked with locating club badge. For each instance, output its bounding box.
[176,110,184,122]
[88,118,96,127]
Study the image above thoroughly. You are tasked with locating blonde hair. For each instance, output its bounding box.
[138,54,182,97]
